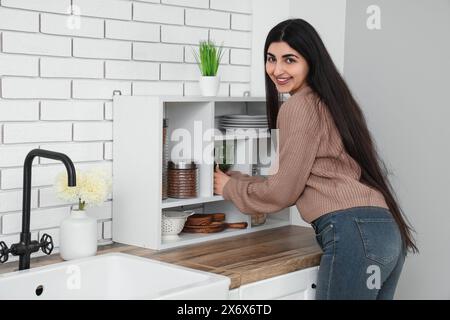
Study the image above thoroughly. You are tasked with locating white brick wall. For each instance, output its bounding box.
[230,49,251,65]
[132,81,183,95]
[0,101,39,121]
[185,9,230,29]
[40,101,104,120]
[41,13,104,38]
[0,189,38,212]
[2,207,71,234]
[161,63,199,81]
[39,187,77,207]
[1,77,71,99]
[0,7,39,32]
[1,0,71,14]
[209,29,251,48]
[0,0,252,255]
[3,122,72,144]
[2,32,72,57]
[210,0,252,14]
[104,142,113,160]
[220,65,251,82]
[161,25,208,44]
[133,3,184,25]
[2,165,63,190]
[73,38,131,60]
[0,54,39,77]
[0,145,39,167]
[1,162,113,190]
[105,61,159,80]
[73,122,113,141]
[231,14,252,31]
[105,20,159,42]
[73,0,132,20]
[39,142,104,164]
[162,0,209,9]
[40,57,104,79]
[103,221,112,239]
[97,224,104,241]
[133,43,183,62]
[86,202,113,220]
[230,83,251,96]
[104,102,113,120]
[72,80,131,99]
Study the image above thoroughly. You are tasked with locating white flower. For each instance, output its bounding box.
[54,168,112,210]
[54,171,79,202]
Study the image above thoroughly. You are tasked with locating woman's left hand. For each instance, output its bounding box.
[214,165,231,195]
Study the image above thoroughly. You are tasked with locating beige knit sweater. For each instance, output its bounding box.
[222,84,389,223]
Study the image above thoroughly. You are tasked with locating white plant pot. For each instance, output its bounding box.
[59,209,97,261]
[199,76,220,96]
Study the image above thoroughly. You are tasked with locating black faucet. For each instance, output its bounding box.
[0,149,76,270]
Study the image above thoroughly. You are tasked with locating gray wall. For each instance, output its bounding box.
[250,0,346,97]
[344,0,450,299]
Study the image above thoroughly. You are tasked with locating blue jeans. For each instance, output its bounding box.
[311,206,406,300]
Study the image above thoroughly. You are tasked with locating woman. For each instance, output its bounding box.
[214,19,417,300]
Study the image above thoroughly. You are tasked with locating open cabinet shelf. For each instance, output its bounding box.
[161,195,224,209]
[161,217,290,249]
[112,95,293,250]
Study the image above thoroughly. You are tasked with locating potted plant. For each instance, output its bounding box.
[54,169,112,260]
[191,40,225,96]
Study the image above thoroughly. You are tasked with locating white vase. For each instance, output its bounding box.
[199,76,220,96]
[59,209,97,261]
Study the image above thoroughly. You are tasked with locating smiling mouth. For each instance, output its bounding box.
[275,77,292,85]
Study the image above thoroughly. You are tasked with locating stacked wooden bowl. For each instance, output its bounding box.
[182,213,248,233]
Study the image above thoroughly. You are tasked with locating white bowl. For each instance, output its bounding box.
[161,210,194,240]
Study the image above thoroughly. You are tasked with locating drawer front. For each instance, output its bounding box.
[276,290,308,300]
[239,266,318,300]
[228,288,240,300]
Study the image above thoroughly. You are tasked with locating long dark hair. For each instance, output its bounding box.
[264,18,418,253]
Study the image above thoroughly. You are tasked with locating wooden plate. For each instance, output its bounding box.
[185,213,226,226]
[213,221,248,229]
[182,221,248,233]
[185,214,213,226]
[182,223,226,233]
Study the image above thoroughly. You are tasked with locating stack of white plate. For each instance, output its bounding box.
[217,114,269,131]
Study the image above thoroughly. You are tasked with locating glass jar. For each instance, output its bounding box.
[251,213,267,226]
[167,160,199,199]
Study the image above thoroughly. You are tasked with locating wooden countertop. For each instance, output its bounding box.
[0,226,322,289]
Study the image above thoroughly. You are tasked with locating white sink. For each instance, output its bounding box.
[0,253,230,300]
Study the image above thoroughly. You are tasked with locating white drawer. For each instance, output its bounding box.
[228,288,240,300]
[238,266,318,300]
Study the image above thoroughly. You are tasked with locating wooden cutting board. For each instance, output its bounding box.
[184,213,226,226]
[182,223,226,233]
[182,221,248,233]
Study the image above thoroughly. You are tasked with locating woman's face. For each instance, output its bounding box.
[265,41,309,95]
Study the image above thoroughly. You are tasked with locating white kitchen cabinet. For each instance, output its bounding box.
[112,95,296,250]
[228,288,240,300]
[228,266,319,300]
